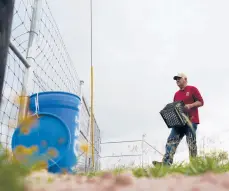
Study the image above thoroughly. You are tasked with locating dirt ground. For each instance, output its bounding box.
[25,170,229,191]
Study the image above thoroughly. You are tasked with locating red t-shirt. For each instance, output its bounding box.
[173,85,204,124]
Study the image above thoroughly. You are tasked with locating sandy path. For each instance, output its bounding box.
[25,170,229,191]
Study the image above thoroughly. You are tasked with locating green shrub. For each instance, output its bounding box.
[0,147,30,191]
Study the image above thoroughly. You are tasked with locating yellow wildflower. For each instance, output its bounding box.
[14,145,38,156]
[19,116,37,135]
[13,95,29,106]
[31,160,48,171]
[47,148,58,158]
[80,143,89,154]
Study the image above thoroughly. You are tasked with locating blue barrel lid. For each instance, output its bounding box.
[30,91,81,100]
[29,91,81,112]
[11,113,71,168]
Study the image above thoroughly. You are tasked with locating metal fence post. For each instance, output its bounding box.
[18,0,42,123]
[0,0,15,105]
[141,134,144,168]
[78,80,84,132]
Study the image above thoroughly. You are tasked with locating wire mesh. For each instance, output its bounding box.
[93,120,101,170]
[0,48,27,150]
[78,98,101,172]
[100,140,143,170]
[10,0,34,57]
[30,0,81,95]
[0,0,101,172]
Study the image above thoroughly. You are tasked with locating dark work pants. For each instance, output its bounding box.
[162,123,198,165]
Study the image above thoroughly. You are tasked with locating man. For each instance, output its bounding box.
[153,73,204,166]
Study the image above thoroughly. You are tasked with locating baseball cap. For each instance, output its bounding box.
[173,73,187,80]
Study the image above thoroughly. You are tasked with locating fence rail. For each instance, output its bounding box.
[99,136,165,170]
[0,0,101,173]
[0,0,15,105]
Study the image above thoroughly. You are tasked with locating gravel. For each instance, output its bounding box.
[25,170,229,191]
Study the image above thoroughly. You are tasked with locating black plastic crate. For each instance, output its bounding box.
[160,101,189,128]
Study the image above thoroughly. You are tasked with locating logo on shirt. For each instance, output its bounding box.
[186,92,190,96]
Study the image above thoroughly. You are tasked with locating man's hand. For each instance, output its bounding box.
[185,101,203,110]
[184,104,193,110]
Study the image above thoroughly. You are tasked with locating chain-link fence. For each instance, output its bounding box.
[0,0,101,172]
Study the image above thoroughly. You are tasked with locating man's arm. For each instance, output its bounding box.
[173,93,176,102]
[189,86,204,108]
[190,100,203,108]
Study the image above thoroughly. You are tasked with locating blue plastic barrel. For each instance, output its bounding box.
[11,91,81,173]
